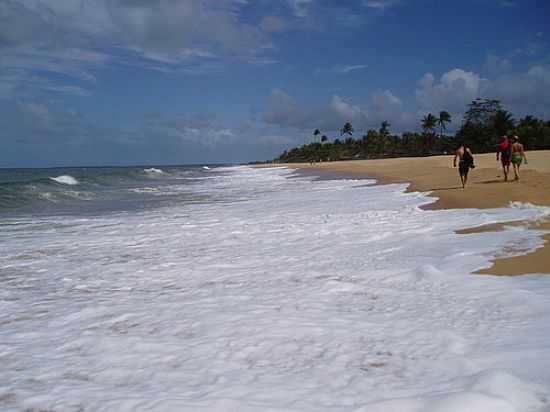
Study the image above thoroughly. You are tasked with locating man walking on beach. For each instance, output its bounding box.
[496,135,512,182]
[511,135,528,181]
[453,143,475,188]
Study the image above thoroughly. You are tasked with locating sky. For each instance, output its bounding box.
[1,0,549,167]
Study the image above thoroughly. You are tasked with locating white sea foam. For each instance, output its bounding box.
[143,167,164,175]
[128,187,160,193]
[49,175,79,185]
[1,166,550,412]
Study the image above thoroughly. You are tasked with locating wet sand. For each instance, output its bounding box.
[257,150,550,275]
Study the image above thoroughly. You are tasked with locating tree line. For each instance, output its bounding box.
[274,99,550,163]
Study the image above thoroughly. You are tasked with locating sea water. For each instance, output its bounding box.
[1,165,550,412]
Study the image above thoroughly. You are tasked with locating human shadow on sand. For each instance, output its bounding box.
[430,186,464,191]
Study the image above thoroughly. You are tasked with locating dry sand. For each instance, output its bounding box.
[258,150,550,276]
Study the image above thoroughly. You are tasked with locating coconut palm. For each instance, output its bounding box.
[379,121,390,137]
[313,128,321,143]
[340,122,354,137]
[492,110,515,137]
[438,111,451,137]
[422,113,438,134]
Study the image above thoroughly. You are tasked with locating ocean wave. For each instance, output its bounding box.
[0,165,212,214]
[37,192,58,202]
[128,187,160,193]
[50,175,79,185]
[143,168,164,175]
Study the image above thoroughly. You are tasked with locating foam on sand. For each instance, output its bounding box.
[2,166,550,411]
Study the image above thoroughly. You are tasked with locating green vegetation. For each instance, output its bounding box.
[274,99,550,163]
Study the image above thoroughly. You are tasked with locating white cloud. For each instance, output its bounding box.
[263,88,415,132]
[0,0,278,97]
[416,68,486,114]
[0,70,91,99]
[330,95,364,119]
[2,47,110,82]
[528,65,550,83]
[416,65,550,121]
[260,16,288,33]
[0,101,97,146]
[287,0,313,17]
[141,113,241,148]
[364,0,400,10]
[18,102,53,128]
[1,0,269,71]
[257,134,294,146]
[483,53,512,75]
[513,41,547,57]
[335,64,368,74]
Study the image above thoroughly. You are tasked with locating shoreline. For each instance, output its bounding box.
[256,150,550,276]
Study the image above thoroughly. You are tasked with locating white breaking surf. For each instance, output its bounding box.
[49,175,79,185]
[1,166,550,412]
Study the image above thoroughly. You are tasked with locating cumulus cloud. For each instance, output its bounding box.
[416,65,550,122]
[416,68,486,114]
[485,65,550,117]
[483,53,512,75]
[262,88,415,132]
[262,89,370,131]
[330,95,364,119]
[142,114,239,147]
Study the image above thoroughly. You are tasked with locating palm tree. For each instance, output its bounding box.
[421,113,438,155]
[379,121,390,137]
[340,122,354,137]
[313,128,321,143]
[422,113,438,134]
[492,110,515,137]
[438,111,451,138]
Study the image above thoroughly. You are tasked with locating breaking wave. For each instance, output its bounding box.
[0,165,221,214]
[143,168,164,175]
[49,175,79,185]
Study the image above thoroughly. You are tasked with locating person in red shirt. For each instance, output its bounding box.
[496,135,512,181]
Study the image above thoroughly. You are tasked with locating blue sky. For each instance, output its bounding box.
[1,0,549,167]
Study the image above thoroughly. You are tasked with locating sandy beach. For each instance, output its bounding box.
[259,150,550,276]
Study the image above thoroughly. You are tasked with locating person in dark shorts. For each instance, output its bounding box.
[496,135,512,181]
[453,143,475,188]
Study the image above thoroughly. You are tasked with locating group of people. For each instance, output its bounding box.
[453,135,528,188]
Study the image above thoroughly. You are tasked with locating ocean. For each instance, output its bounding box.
[1,165,550,411]
[0,165,226,216]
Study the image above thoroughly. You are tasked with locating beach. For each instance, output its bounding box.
[261,150,550,276]
[2,164,550,411]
